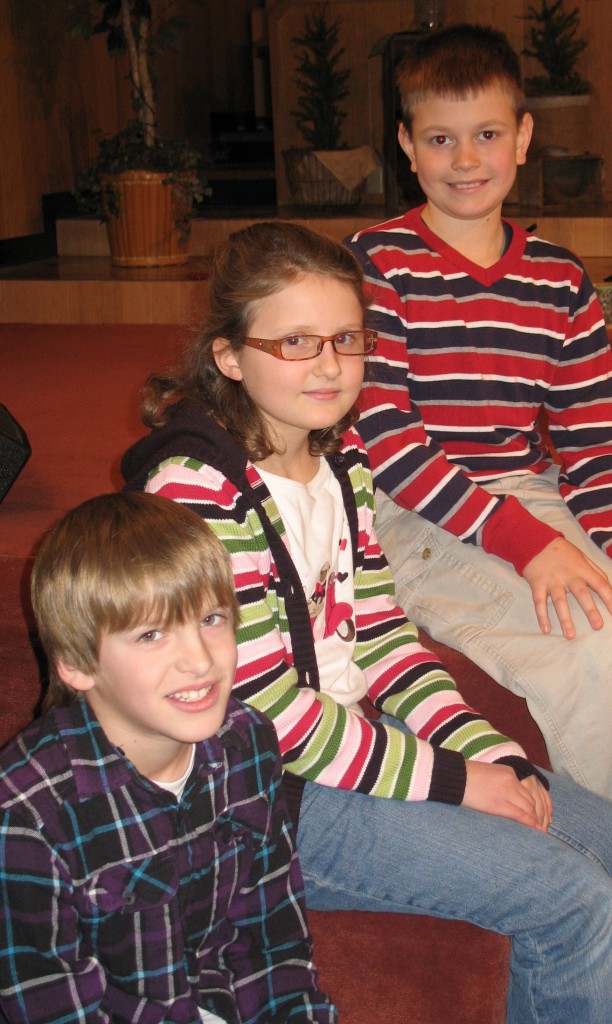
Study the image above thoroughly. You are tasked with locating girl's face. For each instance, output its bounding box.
[214,272,365,456]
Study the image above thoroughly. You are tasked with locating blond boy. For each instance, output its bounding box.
[0,492,335,1024]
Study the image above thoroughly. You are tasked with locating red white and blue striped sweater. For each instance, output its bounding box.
[346,205,612,573]
[122,403,535,824]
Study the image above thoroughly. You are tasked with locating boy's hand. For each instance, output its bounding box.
[462,761,552,832]
[523,537,612,639]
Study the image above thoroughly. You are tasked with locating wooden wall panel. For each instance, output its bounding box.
[0,3,29,239]
[580,0,612,206]
[1,0,127,240]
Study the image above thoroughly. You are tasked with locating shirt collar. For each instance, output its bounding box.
[52,697,253,801]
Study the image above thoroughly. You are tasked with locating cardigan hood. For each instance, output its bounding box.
[121,400,250,495]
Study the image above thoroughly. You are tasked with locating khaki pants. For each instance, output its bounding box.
[375,467,612,799]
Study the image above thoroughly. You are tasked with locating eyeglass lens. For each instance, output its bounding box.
[281,331,373,360]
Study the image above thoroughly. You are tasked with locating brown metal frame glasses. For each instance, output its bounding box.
[242,328,378,361]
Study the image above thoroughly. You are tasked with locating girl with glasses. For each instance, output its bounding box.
[122,221,612,1024]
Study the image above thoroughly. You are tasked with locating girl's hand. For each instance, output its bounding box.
[523,537,612,639]
[462,761,552,832]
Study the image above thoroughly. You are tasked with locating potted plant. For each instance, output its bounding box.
[521,0,591,155]
[283,2,376,209]
[523,0,589,98]
[69,0,208,267]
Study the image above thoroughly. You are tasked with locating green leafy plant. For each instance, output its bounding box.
[68,0,209,219]
[290,2,351,150]
[73,121,206,224]
[522,0,590,96]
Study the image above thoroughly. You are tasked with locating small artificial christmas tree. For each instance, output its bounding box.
[523,0,590,96]
[291,2,350,151]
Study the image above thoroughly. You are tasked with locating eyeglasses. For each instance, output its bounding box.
[242,329,378,361]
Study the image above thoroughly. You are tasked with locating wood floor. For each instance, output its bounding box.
[1,205,610,324]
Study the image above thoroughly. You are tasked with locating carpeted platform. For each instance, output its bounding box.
[1,322,191,733]
[1,323,191,558]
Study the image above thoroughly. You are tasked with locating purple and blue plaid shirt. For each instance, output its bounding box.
[0,697,336,1023]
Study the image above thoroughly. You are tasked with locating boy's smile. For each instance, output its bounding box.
[59,608,238,781]
[399,85,532,238]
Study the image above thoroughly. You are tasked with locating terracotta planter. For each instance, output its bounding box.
[103,170,194,267]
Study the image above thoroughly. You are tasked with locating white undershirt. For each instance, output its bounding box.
[257,460,367,707]
[152,744,195,801]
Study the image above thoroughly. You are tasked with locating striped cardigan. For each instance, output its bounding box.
[122,403,529,822]
[346,206,612,572]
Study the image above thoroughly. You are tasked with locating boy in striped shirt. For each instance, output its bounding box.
[346,22,612,799]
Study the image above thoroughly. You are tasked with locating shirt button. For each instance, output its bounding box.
[123,891,137,907]
[422,547,432,560]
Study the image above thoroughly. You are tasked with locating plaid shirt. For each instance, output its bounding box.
[0,698,336,1024]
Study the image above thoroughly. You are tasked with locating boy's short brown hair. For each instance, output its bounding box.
[31,492,240,709]
[397,23,525,132]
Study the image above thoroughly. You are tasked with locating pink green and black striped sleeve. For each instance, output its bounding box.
[144,431,526,806]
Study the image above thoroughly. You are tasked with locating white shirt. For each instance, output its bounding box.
[258,460,367,707]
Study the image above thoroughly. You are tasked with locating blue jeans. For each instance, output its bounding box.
[296,764,612,1024]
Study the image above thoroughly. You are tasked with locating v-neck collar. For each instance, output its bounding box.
[406,204,527,287]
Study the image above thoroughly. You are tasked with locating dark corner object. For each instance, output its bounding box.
[0,404,31,502]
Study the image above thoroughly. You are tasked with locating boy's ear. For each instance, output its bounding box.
[56,659,95,693]
[516,112,533,166]
[212,338,243,382]
[397,124,417,171]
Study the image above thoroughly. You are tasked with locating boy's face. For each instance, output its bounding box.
[58,604,238,781]
[398,85,532,229]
